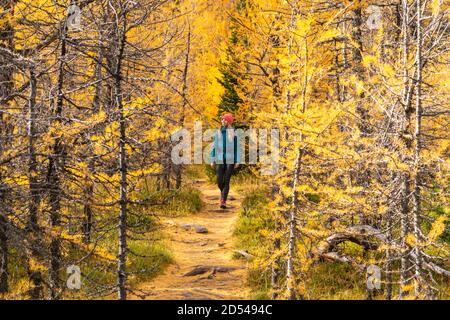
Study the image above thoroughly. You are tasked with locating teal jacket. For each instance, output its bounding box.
[211,127,241,164]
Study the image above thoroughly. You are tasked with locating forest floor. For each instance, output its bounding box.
[130,178,249,300]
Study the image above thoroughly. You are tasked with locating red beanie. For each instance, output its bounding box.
[222,113,234,125]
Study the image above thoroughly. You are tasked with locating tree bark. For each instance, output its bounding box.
[0,0,15,294]
[26,67,43,299]
[47,22,68,300]
[115,9,128,300]
[286,147,303,300]
[0,198,7,294]
[351,1,365,134]
[82,39,103,244]
[385,195,394,300]
[411,0,423,296]
[399,172,411,298]
[175,24,191,189]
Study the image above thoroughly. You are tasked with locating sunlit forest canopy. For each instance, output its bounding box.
[0,0,448,300]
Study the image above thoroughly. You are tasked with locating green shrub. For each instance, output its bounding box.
[233,187,273,299]
[305,262,367,300]
[141,187,203,217]
[128,238,173,282]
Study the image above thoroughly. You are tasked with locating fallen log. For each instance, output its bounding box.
[184,265,239,277]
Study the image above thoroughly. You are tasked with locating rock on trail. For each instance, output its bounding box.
[181,223,209,234]
[130,179,249,300]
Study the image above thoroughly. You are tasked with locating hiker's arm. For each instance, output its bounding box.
[211,133,216,167]
[234,135,240,168]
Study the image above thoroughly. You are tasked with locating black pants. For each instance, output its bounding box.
[216,164,234,202]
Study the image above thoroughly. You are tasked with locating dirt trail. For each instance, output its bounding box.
[131,179,249,300]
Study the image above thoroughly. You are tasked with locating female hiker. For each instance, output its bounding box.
[210,113,240,209]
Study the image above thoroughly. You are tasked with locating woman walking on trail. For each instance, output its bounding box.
[210,113,240,209]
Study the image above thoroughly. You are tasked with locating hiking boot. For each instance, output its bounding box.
[220,199,227,209]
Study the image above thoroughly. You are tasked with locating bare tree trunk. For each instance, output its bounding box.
[164,150,172,190]
[82,167,94,244]
[83,42,103,244]
[27,67,39,242]
[0,0,14,293]
[398,0,413,299]
[286,27,308,299]
[286,147,303,300]
[412,0,423,296]
[269,53,282,302]
[351,1,369,228]
[115,12,128,301]
[0,75,8,294]
[175,24,191,189]
[270,183,280,300]
[92,37,103,114]
[270,236,281,300]
[47,22,69,299]
[385,204,393,300]
[0,196,7,294]
[26,67,43,299]
[351,0,368,135]
[401,0,413,137]
[399,172,411,298]
[282,3,298,299]
[0,82,8,296]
